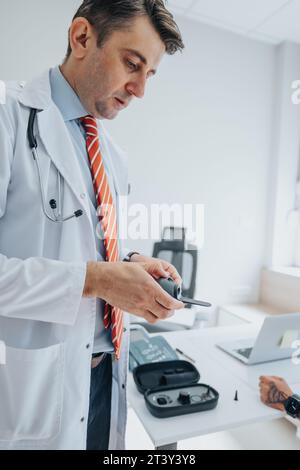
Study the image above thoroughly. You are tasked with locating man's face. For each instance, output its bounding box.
[75,16,166,119]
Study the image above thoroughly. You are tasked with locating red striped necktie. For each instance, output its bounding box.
[80,115,124,360]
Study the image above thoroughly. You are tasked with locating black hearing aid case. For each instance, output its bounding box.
[133,360,219,418]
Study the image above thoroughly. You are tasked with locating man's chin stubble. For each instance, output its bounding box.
[95,103,117,120]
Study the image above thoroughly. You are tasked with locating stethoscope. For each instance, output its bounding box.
[27,108,84,223]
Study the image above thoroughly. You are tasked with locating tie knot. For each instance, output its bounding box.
[80,115,98,136]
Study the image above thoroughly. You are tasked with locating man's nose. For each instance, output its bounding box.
[126,76,146,99]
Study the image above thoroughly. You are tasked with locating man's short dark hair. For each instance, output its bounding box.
[65,0,184,60]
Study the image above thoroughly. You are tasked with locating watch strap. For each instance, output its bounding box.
[123,251,140,262]
[285,394,300,419]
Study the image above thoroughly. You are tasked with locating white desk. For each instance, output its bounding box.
[127,324,300,449]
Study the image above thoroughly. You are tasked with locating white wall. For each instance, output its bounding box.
[0,2,277,308]
[0,0,81,80]
[266,43,300,269]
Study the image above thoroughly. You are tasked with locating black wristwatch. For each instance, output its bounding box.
[123,251,140,262]
[284,394,300,419]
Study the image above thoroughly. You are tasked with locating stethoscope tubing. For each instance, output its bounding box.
[27,108,83,223]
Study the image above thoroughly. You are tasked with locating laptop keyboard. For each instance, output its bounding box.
[236,347,253,359]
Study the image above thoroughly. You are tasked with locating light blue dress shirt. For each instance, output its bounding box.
[50,66,114,354]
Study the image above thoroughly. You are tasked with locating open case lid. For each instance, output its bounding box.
[133,360,200,394]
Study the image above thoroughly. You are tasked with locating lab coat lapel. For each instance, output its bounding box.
[18,69,51,110]
[37,104,87,206]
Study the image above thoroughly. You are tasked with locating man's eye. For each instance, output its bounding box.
[127,60,138,71]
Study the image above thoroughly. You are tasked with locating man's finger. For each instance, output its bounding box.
[164,264,182,284]
[260,392,268,403]
[151,267,169,280]
[270,376,284,382]
[155,289,184,310]
[149,301,174,320]
[260,385,268,394]
[259,376,271,384]
[144,310,160,324]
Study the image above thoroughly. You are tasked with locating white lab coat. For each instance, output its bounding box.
[0,70,130,450]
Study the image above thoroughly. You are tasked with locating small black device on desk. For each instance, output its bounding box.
[130,280,216,418]
[133,360,219,418]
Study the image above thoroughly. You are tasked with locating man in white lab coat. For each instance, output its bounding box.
[0,0,184,450]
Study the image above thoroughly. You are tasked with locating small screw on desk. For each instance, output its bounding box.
[234,390,239,402]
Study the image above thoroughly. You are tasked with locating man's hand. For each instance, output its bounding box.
[259,376,293,411]
[83,261,184,324]
[129,254,182,285]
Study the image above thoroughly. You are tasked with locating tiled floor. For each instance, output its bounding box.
[126,407,300,450]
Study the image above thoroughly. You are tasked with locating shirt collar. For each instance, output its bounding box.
[50,65,88,122]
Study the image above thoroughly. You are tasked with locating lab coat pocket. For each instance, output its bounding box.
[0,343,65,442]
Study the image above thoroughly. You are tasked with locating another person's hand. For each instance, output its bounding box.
[129,254,182,285]
[83,261,184,324]
[259,376,293,411]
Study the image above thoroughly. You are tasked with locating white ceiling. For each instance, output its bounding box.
[168,0,300,45]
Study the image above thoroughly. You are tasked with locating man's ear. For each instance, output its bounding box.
[68,17,95,60]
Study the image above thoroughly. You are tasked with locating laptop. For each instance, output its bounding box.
[217,312,300,365]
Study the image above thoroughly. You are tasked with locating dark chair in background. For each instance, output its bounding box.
[152,227,198,308]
